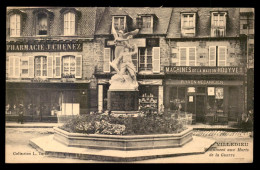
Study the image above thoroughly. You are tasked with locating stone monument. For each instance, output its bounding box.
[107,26,140,113]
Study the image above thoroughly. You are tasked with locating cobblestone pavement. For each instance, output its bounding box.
[5,128,253,163]
[192,130,252,138]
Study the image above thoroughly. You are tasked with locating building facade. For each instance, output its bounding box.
[6,7,253,124]
[6,7,105,121]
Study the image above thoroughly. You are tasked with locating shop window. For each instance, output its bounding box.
[139,86,158,112]
[64,12,75,36]
[181,13,196,37]
[10,14,21,37]
[35,56,47,77]
[169,87,186,111]
[179,47,196,66]
[211,12,227,37]
[209,46,227,66]
[206,87,224,115]
[112,16,126,31]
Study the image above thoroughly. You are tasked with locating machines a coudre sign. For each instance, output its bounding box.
[6,41,83,52]
[164,66,244,74]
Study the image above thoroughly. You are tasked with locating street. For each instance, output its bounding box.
[5,128,253,163]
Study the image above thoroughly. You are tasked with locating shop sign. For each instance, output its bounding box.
[166,80,243,86]
[164,66,244,74]
[6,41,83,52]
[106,38,146,47]
[138,79,162,85]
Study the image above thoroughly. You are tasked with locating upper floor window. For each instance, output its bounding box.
[179,47,196,66]
[211,12,227,37]
[112,16,126,31]
[10,14,21,37]
[64,12,75,36]
[35,56,47,77]
[141,16,152,28]
[209,46,227,66]
[62,56,76,77]
[181,13,196,37]
[139,47,153,71]
[36,13,48,35]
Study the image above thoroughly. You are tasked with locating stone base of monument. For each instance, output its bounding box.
[29,127,216,162]
[107,90,138,112]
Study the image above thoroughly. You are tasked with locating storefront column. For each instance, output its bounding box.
[98,85,103,113]
[158,86,163,112]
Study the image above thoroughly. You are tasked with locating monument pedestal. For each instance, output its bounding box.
[108,90,138,113]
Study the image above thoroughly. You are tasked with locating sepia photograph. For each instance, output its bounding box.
[5,6,254,163]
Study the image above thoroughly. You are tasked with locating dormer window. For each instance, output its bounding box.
[10,14,21,37]
[33,9,54,36]
[136,14,156,34]
[64,12,75,35]
[60,8,81,36]
[37,13,48,35]
[112,16,126,31]
[211,12,227,37]
[181,13,196,37]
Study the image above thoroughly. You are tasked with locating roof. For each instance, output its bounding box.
[95,7,173,35]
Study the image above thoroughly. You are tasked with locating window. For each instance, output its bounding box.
[142,16,152,28]
[10,14,21,37]
[112,16,126,31]
[211,12,227,37]
[36,13,48,35]
[139,47,153,71]
[35,56,47,77]
[181,13,196,37]
[209,46,227,66]
[64,12,75,35]
[61,55,82,78]
[179,47,196,66]
[62,56,75,78]
[138,47,160,73]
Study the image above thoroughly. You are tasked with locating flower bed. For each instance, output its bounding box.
[59,113,188,135]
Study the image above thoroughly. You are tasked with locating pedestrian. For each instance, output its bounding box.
[18,104,24,124]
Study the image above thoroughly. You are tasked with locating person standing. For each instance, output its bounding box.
[18,103,24,124]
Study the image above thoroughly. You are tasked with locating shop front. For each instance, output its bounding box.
[164,66,245,125]
[6,82,89,122]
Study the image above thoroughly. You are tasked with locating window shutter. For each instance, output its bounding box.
[189,47,196,66]
[218,46,227,66]
[9,56,14,77]
[103,48,111,73]
[14,56,20,78]
[47,56,53,78]
[28,56,34,78]
[209,46,216,66]
[75,55,82,78]
[136,16,142,29]
[179,48,187,66]
[55,56,61,78]
[152,47,160,73]
[21,56,29,78]
[6,56,9,78]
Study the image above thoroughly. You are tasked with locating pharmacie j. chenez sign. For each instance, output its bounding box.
[164,66,244,74]
[6,40,83,52]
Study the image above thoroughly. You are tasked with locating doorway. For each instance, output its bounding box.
[228,87,239,121]
[196,95,206,122]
